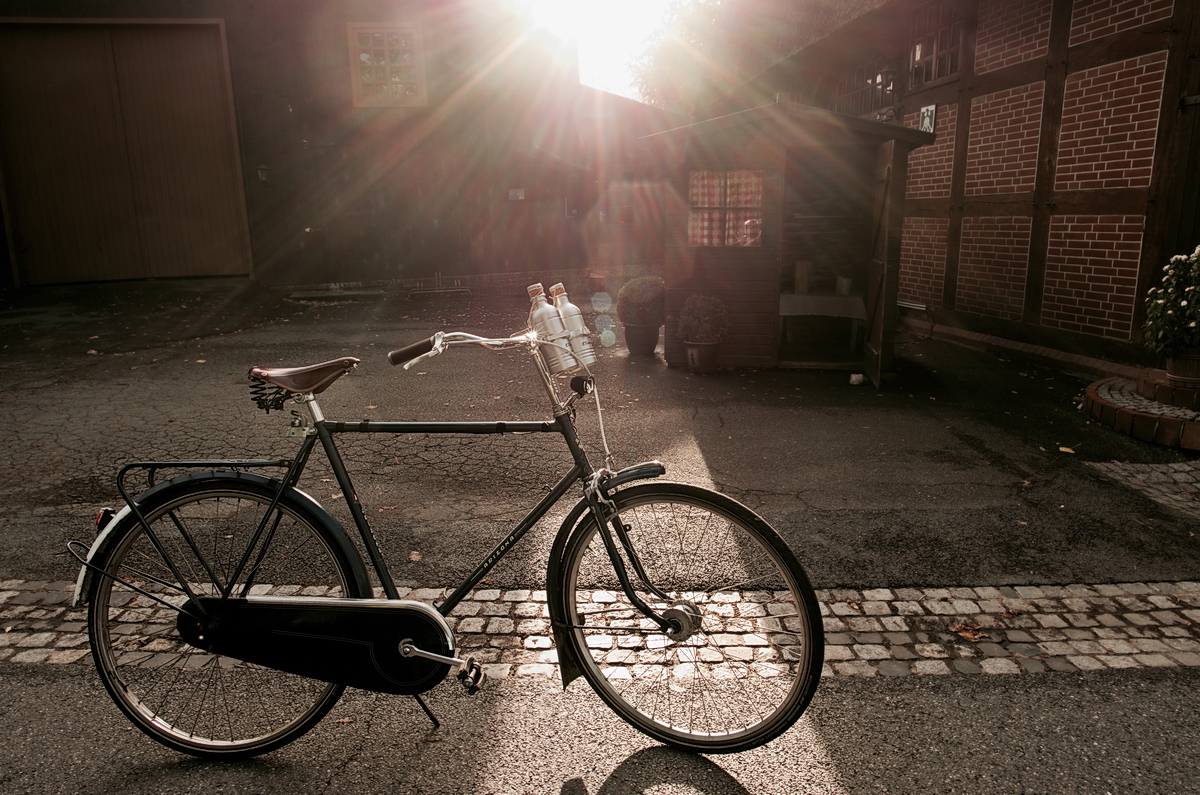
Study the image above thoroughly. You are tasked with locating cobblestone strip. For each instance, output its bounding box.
[1087,460,1200,520]
[3,579,1199,679]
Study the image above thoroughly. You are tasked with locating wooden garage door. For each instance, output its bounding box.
[0,23,251,285]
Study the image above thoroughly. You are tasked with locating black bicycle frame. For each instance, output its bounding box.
[304,408,673,632]
[101,394,673,633]
[310,415,579,610]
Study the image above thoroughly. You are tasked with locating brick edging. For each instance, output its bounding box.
[1084,377,1200,450]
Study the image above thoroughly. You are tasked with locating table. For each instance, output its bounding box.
[779,293,866,348]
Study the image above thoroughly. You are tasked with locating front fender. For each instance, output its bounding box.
[546,461,665,688]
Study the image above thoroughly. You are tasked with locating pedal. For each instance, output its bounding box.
[456,658,485,695]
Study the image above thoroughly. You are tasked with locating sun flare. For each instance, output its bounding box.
[516,0,673,100]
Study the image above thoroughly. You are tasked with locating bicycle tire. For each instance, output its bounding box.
[556,482,822,753]
[87,473,368,758]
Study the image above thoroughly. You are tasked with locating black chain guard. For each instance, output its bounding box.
[178,596,454,695]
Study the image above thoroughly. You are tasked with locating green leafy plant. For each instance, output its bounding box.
[617,276,666,326]
[678,293,729,344]
[1144,245,1200,356]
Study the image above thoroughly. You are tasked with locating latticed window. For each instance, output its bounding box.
[688,170,764,247]
[830,60,896,116]
[910,1,964,88]
[348,23,427,107]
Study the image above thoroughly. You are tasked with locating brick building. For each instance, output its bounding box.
[720,0,1200,367]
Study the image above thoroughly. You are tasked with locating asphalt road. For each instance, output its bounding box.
[1,283,1195,588]
[3,662,1199,795]
[2,279,1198,793]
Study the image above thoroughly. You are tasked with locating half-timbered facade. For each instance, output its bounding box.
[721,0,1200,367]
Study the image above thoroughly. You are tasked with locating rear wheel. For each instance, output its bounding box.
[87,474,365,758]
[557,483,822,753]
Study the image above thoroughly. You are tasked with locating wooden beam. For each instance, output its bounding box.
[1139,0,1200,338]
[939,1,980,312]
[1023,0,1074,326]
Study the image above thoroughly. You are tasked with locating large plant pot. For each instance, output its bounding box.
[623,323,660,355]
[1166,348,1200,388]
[684,341,720,374]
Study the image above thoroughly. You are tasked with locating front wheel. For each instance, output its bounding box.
[87,474,367,758]
[556,483,823,753]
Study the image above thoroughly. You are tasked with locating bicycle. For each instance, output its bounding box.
[69,294,823,758]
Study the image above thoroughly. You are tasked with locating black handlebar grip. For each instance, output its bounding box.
[388,336,435,366]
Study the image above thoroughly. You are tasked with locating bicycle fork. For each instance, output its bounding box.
[581,470,678,636]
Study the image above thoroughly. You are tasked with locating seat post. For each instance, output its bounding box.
[301,393,325,423]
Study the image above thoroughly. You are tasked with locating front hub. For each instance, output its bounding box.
[663,601,703,642]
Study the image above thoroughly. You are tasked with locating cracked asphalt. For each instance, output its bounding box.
[1,276,1199,794]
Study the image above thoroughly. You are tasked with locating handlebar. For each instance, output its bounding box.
[387,331,537,369]
[385,326,613,465]
[387,335,437,366]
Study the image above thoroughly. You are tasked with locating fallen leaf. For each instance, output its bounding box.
[1058,446,1075,454]
[950,622,989,642]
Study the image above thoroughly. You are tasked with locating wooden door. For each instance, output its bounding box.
[0,23,251,285]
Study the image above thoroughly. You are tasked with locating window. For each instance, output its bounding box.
[910,1,964,88]
[688,170,763,247]
[348,23,427,108]
[830,60,896,117]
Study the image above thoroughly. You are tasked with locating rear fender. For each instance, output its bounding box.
[73,470,369,606]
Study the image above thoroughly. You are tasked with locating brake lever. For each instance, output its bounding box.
[402,332,446,370]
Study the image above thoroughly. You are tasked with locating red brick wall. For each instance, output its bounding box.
[1069,0,1175,48]
[965,83,1044,195]
[1055,51,1167,191]
[904,104,956,199]
[894,0,1178,350]
[900,217,948,307]
[1043,215,1143,338]
[975,0,1052,74]
[957,217,1032,320]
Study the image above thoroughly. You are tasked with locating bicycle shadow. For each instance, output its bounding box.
[561,746,751,795]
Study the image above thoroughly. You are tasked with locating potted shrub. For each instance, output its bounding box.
[617,275,665,355]
[678,293,729,374]
[1144,245,1200,387]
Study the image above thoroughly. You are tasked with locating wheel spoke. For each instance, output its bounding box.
[561,484,822,752]
[89,478,360,758]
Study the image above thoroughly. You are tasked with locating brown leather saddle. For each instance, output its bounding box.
[248,357,360,394]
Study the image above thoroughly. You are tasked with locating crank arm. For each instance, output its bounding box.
[398,639,468,669]
[399,640,486,695]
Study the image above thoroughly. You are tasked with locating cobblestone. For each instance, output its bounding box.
[1087,459,1200,520]
[4,580,1200,679]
